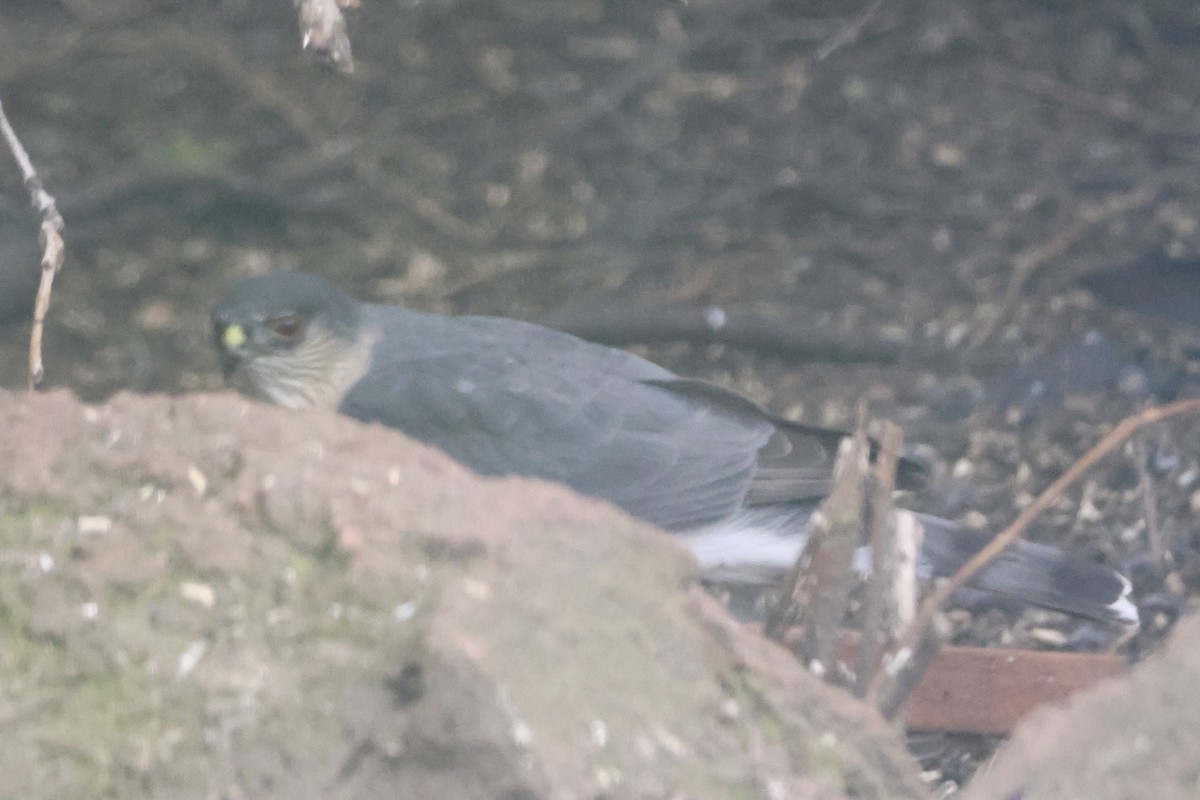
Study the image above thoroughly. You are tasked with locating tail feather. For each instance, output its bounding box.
[917,514,1138,626]
[679,508,1139,627]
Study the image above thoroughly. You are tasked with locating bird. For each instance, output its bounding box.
[212,270,1138,627]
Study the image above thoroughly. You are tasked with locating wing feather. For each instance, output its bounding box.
[337,308,770,529]
[337,307,925,531]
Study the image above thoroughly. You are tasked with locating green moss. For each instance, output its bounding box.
[26,651,207,799]
[0,495,71,547]
[721,667,887,797]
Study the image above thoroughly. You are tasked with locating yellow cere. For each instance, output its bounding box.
[222,324,247,350]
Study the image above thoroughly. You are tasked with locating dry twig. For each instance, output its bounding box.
[867,611,948,721]
[871,397,1200,715]
[816,0,888,61]
[854,420,905,697]
[0,98,66,388]
[766,419,870,681]
[293,0,359,74]
[1132,435,1168,571]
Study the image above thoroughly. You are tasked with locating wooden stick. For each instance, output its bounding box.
[875,398,1200,703]
[0,98,66,388]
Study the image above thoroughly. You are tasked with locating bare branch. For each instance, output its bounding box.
[854,420,906,697]
[878,397,1200,702]
[868,612,949,721]
[816,0,888,61]
[1133,433,1169,571]
[766,422,870,683]
[0,98,66,388]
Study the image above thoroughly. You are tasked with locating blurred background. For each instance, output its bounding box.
[3,0,1200,652]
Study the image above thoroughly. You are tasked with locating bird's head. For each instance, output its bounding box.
[212,271,368,410]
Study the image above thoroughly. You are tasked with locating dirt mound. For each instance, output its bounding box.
[0,389,925,799]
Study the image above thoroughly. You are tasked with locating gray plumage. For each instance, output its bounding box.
[213,270,1138,626]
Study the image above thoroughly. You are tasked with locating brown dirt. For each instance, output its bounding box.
[0,388,928,799]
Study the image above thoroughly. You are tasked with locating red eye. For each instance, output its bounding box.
[269,313,305,340]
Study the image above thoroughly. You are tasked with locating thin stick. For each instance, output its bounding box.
[875,397,1200,698]
[854,420,903,697]
[868,612,948,720]
[1133,434,1168,570]
[816,0,888,61]
[0,98,66,388]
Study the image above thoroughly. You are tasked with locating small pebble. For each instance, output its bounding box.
[187,465,207,497]
[77,516,113,535]
[1029,627,1067,647]
[180,581,216,609]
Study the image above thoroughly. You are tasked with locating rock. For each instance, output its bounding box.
[0,389,925,800]
[966,613,1200,800]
